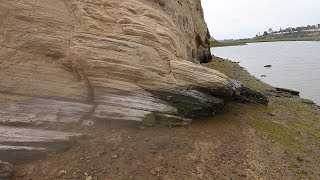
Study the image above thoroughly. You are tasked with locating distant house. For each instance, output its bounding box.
[262,24,320,37]
[302,28,320,32]
[273,32,290,35]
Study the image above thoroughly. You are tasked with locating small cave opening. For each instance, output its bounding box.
[195,34,203,48]
[194,34,212,64]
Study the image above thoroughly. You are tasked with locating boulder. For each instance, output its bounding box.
[275,88,300,96]
[234,87,269,106]
[0,0,238,124]
[0,0,242,161]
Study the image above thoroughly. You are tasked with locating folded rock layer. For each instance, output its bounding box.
[0,0,239,156]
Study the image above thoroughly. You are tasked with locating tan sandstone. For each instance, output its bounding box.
[0,0,238,158]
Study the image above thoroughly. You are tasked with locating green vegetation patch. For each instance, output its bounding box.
[278,98,320,122]
[289,101,313,113]
[295,123,320,144]
[248,119,300,149]
[251,104,273,113]
[211,41,247,47]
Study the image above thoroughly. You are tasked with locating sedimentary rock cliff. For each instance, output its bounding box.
[0,0,238,157]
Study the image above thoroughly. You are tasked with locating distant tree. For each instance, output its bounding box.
[311,25,317,29]
[268,28,273,34]
[318,24,320,28]
[307,25,312,29]
[263,31,269,36]
[296,27,303,32]
[286,28,293,33]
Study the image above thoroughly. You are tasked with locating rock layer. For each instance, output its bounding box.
[0,160,13,180]
[0,0,239,158]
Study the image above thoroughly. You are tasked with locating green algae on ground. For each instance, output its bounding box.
[248,118,300,149]
[277,98,314,113]
[207,58,320,179]
[276,97,320,122]
[295,123,320,144]
[250,104,273,113]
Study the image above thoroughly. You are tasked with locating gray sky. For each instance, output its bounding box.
[201,0,320,40]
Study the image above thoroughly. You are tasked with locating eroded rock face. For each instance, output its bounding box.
[0,0,239,157]
[0,0,236,123]
[0,160,13,179]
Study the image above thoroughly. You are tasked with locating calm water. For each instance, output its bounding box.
[211,41,320,105]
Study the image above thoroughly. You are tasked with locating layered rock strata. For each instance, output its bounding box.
[0,0,239,159]
[0,160,13,180]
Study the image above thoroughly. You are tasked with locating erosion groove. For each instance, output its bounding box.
[0,0,241,162]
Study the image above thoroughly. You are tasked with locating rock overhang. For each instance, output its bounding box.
[0,0,246,158]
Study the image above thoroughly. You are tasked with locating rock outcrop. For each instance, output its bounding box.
[0,0,239,159]
[0,160,13,180]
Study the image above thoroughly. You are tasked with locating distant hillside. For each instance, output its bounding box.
[210,38,247,47]
[211,24,320,47]
[253,24,320,42]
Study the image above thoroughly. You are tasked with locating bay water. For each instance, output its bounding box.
[211,41,320,104]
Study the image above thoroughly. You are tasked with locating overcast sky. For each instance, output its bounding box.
[201,0,320,40]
